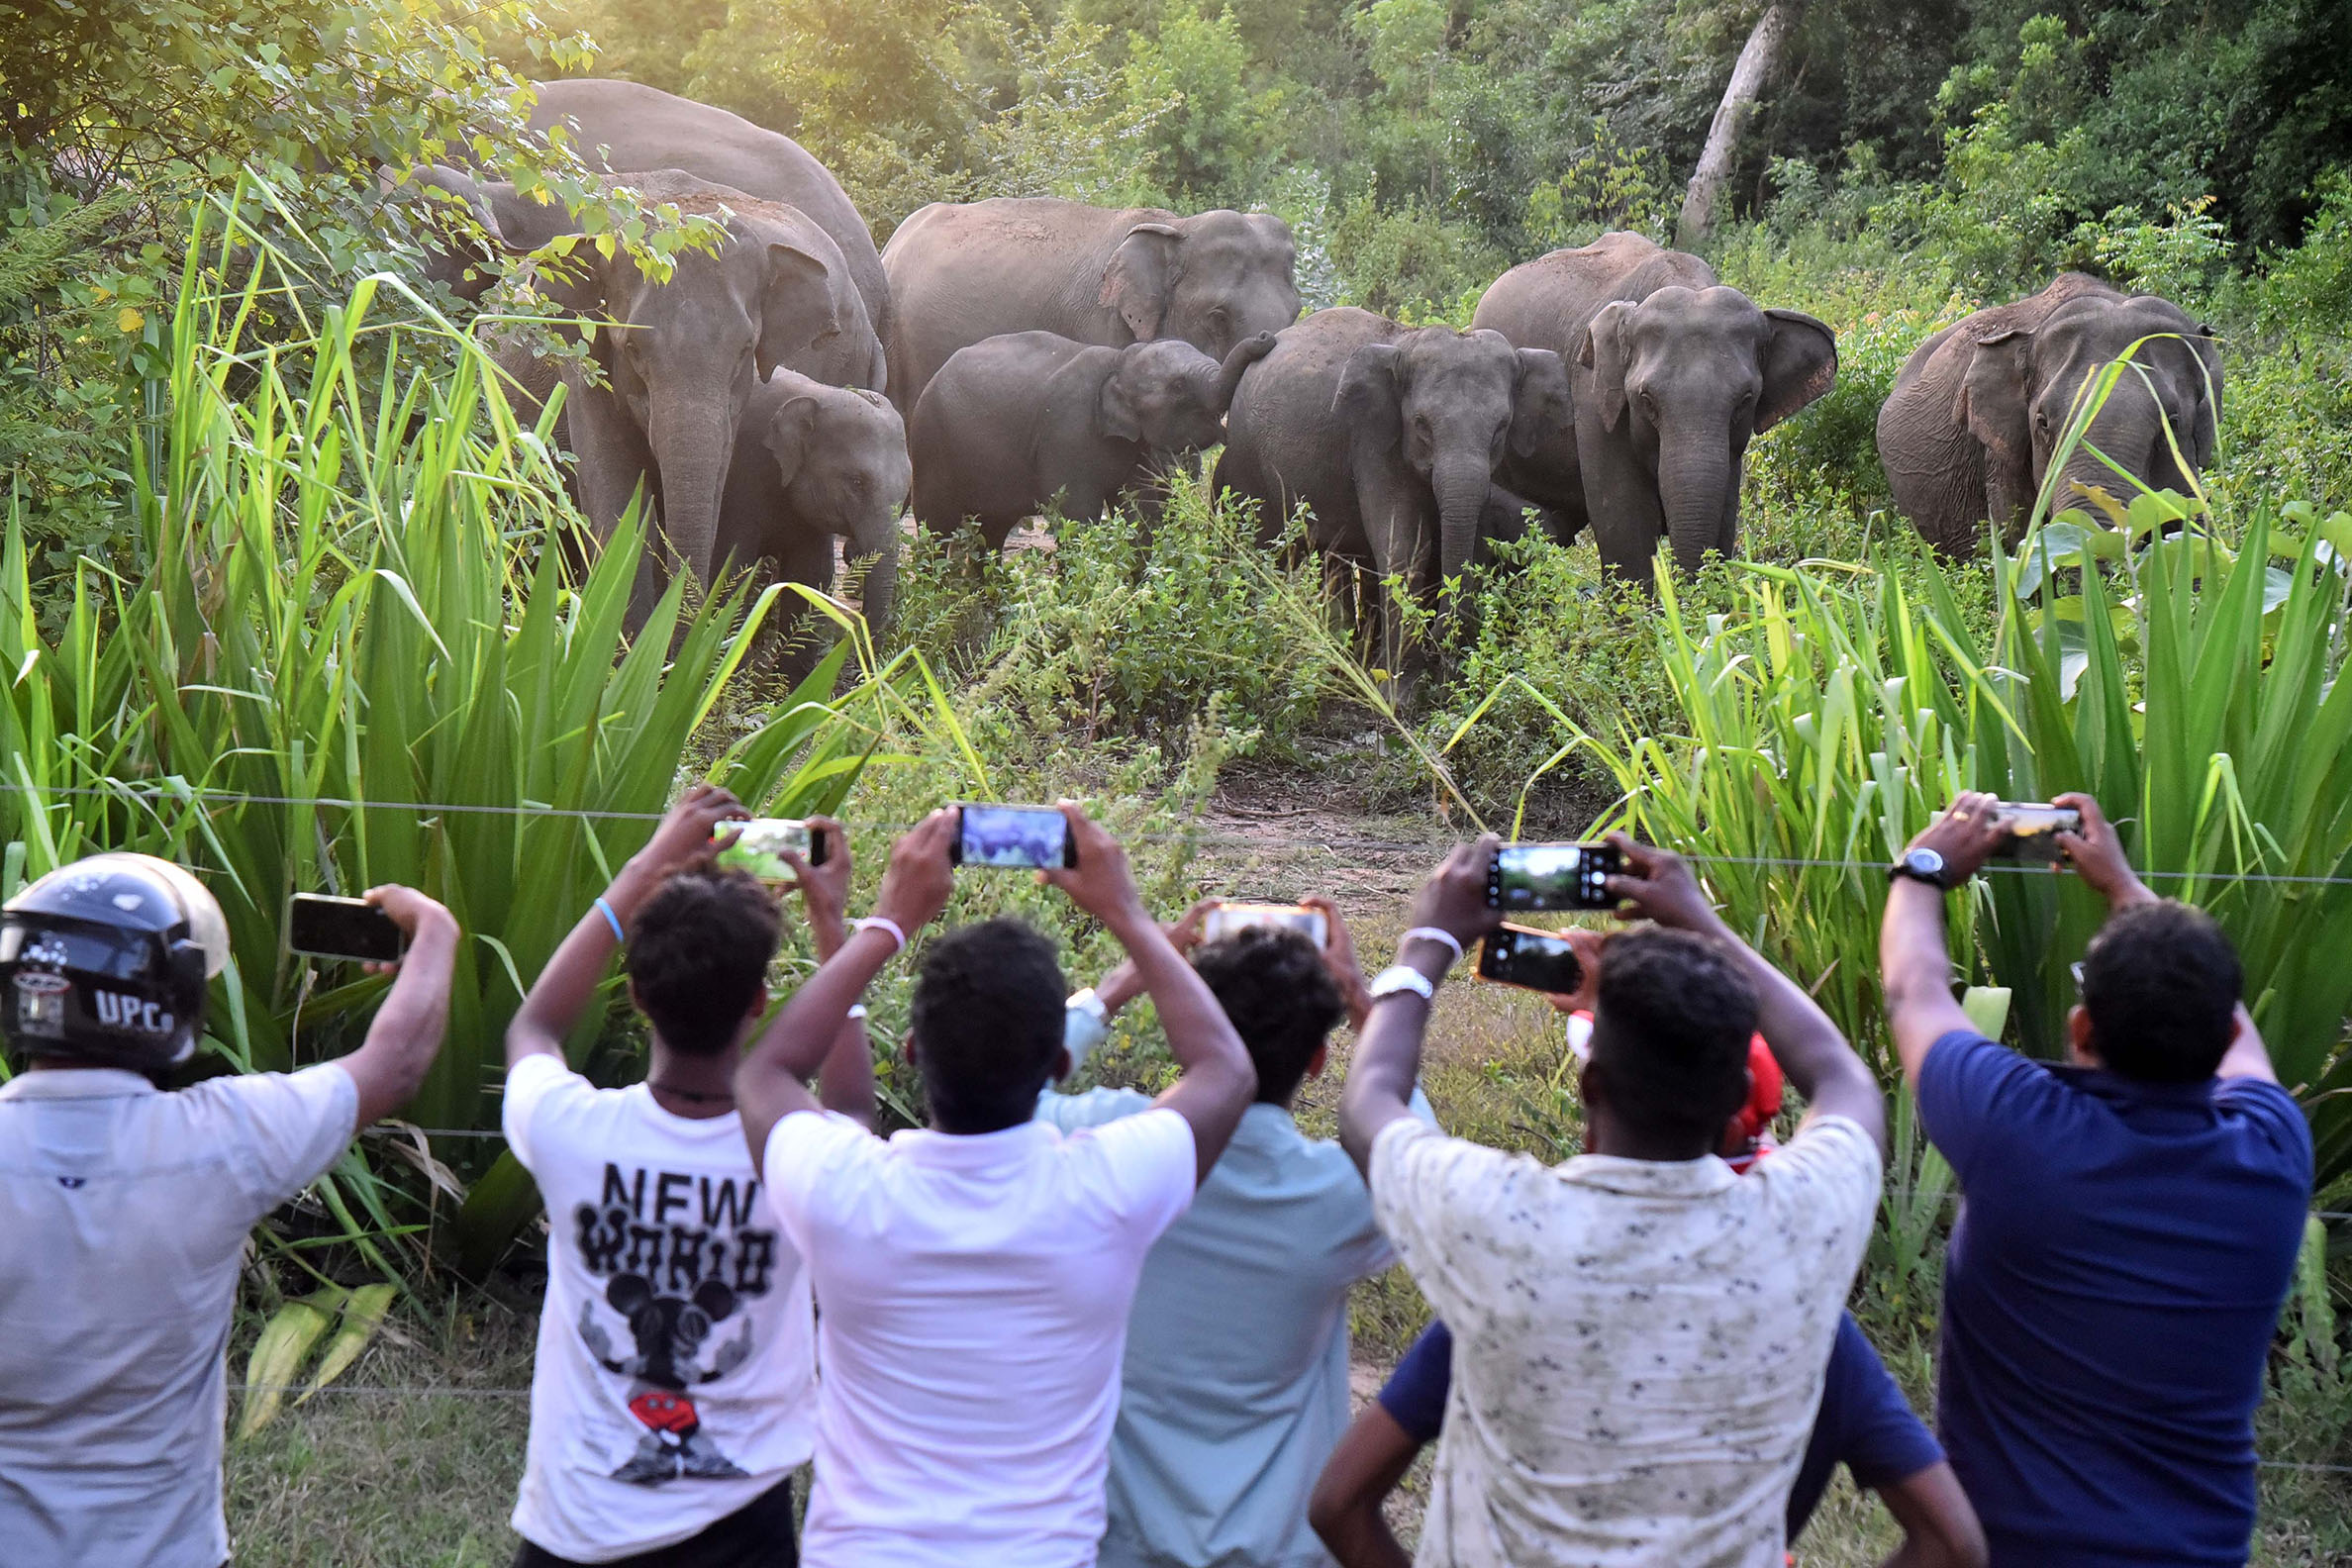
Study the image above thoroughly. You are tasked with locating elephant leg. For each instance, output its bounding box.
[774,531,839,688]
[562,370,665,623]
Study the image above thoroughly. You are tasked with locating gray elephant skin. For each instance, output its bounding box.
[1473,232,1837,581]
[1876,272,2221,552]
[910,332,1275,549]
[1214,307,1575,669]
[881,198,1301,414]
[526,78,891,357]
[716,369,912,676]
[406,168,884,622]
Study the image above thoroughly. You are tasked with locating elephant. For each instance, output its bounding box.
[401,168,886,625]
[1214,307,1576,674]
[526,78,892,359]
[909,331,1276,549]
[880,198,1301,414]
[1876,272,2222,553]
[715,369,912,677]
[1472,231,1838,581]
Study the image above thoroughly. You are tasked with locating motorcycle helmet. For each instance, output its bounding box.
[0,853,231,1071]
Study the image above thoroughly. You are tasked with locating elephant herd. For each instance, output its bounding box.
[396,78,2225,671]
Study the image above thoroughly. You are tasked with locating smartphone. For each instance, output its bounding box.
[1477,924,1586,994]
[1202,901,1329,948]
[1486,842,1621,912]
[950,804,1077,870]
[715,818,828,882]
[287,893,407,963]
[1990,803,2083,862]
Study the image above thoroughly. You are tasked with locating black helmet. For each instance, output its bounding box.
[0,853,231,1072]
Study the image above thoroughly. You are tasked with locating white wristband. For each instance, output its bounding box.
[1399,927,1464,964]
[1368,965,1436,1002]
[853,916,906,954]
[846,1004,869,1022]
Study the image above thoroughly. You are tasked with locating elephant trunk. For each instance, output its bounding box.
[1432,449,1491,587]
[2069,398,2181,505]
[1656,434,1733,576]
[851,509,901,635]
[645,395,738,587]
[1214,332,1278,412]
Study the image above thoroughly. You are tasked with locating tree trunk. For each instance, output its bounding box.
[1677,0,1805,250]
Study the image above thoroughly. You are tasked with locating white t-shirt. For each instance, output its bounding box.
[761,1107,1198,1568]
[1371,1114,1882,1568]
[503,1053,817,1563]
[0,1063,357,1568]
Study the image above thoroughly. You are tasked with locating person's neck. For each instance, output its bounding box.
[644,1040,737,1120]
[1583,1108,1714,1163]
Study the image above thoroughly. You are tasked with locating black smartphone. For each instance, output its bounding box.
[950,804,1078,870]
[1990,802,2083,862]
[1486,842,1621,911]
[1477,925,1585,994]
[715,818,829,882]
[287,893,407,963]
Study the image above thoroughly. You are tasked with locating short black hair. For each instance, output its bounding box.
[1191,928,1344,1106]
[628,868,782,1056]
[910,917,1068,1133]
[2081,901,2242,1082]
[1587,928,1758,1151]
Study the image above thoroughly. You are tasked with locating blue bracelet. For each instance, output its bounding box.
[593,897,626,944]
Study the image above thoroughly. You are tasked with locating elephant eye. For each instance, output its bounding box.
[1638,390,1658,422]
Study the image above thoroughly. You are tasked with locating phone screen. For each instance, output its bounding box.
[287,894,406,963]
[955,805,1075,869]
[1486,843,1620,911]
[1203,902,1329,948]
[1992,803,2082,861]
[717,818,823,882]
[1478,926,1585,994]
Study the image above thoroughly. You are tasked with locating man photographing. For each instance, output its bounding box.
[1339,833,1887,1565]
[0,854,458,1568]
[1880,792,2310,1567]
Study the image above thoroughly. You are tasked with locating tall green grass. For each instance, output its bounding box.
[0,194,907,1283]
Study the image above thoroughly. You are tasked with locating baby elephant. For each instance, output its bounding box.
[910,331,1277,548]
[715,368,912,676]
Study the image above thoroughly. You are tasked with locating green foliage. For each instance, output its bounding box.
[0,205,896,1277]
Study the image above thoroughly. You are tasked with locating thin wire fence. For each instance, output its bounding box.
[11,777,2352,885]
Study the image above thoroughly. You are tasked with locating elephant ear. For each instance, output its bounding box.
[1756,309,1838,433]
[1095,357,1146,443]
[1954,326,2032,451]
[765,392,822,487]
[1334,342,1405,470]
[1509,347,1574,459]
[1575,302,1635,433]
[2189,323,2222,469]
[757,243,839,381]
[1099,223,1182,343]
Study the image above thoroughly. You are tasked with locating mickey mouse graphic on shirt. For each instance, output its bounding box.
[577,1271,755,1483]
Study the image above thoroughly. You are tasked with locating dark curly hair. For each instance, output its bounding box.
[2081,900,2242,1082]
[1191,928,1344,1106]
[1588,927,1758,1152]
[910,917,1069,1133]
[626,867,783,1056]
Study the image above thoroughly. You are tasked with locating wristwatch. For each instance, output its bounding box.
[1888,847,1949,889]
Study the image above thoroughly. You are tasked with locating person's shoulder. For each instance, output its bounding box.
[1752,1116,1884,1232]
[190,1061,358,1127]
[1035,1084,1155,1132]
[2213,1075,2315,1170]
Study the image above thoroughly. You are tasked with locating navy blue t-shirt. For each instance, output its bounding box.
[1918,1029,2312,1568]
[1378,1311,1941,1544]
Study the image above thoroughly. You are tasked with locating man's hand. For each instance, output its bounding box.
[341,885,461,1127]
[1096,899,1214,1017]
[356,885,459,978]
[637,782,747,879]
[1603,833,1724,934]
[2051,792,2155,910]
[1540,929,1608,1017]
[1302,894,1375,1029]
[871,810,956,936]
[1400,834,1503,974]
[1906,791,2011,887]
[1039,802,1150,933]
[779,815,853,958]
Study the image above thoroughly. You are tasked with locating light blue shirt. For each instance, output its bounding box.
[1040,1002,1433,1568]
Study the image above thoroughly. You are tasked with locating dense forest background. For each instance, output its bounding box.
[5,0,2352,582]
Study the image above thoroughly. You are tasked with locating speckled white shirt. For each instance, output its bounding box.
[1370,1114,1882,1568]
